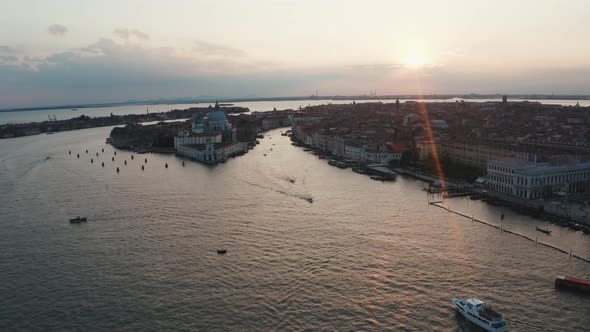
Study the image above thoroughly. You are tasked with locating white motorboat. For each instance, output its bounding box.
[452,298,508,332]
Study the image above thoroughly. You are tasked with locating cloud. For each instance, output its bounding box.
[194,40,245,57]
[0,45,19,54]
[48,24,68,37]
[1,35,590,109]
[0,55,18,62]
[113,28,150,41]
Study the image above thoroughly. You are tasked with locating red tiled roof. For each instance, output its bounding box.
[391,143,407,153]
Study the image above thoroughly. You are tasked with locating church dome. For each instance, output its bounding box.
[208,110,227,122]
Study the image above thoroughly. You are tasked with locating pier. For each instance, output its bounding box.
[429,201,590,264]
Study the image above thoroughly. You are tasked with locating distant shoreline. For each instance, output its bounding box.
[2,94,589,113]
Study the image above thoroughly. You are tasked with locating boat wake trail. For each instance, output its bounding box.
[237,178,312,203]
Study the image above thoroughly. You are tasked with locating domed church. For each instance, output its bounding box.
[174,101,245,163]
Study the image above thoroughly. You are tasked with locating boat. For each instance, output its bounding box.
[370,175,385,181]
[452,298,508,331]
[217,249,227,255]
[306,197,313,203]
[352,167,367,174]
[536,226,552,235]
[555,275,590,292]
[69,216,87,223]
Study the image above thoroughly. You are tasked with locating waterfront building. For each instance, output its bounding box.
[486,158,590,199]
[174,131,221,147]
[344,145,363,161]
[437,140,537,169]
[174,102,245,164]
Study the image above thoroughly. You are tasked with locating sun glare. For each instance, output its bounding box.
[404,53,427,68]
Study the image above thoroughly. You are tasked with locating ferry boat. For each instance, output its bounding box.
[452,298,508,332]
[555,275,590,292]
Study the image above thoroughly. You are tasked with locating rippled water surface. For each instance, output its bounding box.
[0,127,589,331]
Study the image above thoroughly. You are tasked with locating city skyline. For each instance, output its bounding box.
[1,0,590,108]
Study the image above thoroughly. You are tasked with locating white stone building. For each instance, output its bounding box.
[487,158,590,199]
[175,102,245,163]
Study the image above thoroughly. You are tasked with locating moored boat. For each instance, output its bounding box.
[69,216,87,223]
[452,298,508,332]
[536,226,552,235]
[555,275,590,292]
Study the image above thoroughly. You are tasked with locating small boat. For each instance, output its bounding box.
[452,298,508,332]
[555,275,590,292]
[306,197,313,203]
[536,226,552,235]
[288,178,295,183]
[217,249,227,255]
[352,167,367,174]
[69,216,87,223]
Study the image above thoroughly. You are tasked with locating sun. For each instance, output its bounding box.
[404,53,427,68]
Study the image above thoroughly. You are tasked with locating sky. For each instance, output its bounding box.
[1,0,589,108]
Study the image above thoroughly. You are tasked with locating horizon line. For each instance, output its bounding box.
[2,93,590,113]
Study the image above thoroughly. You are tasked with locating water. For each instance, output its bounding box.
[2,98,589,125]
[0,127,589,331]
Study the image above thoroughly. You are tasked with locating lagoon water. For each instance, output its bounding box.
[2,98,590,125]
[0,126,589,331]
